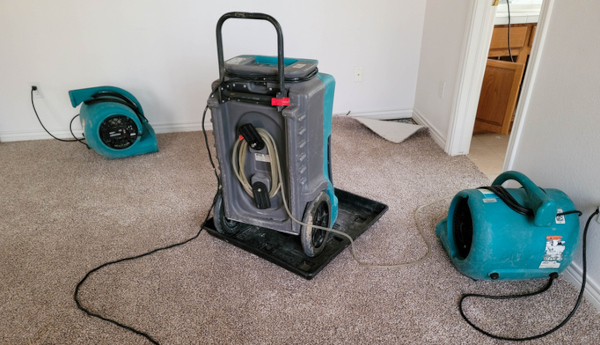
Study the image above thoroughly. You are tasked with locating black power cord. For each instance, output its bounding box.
[479,185,583,218]
[85,91,149,123]
[506,0,515,62]
[459,207,599,341]
[74,87,223,345]
[69,114,90,148]
[479,185,532,216]
[74,194,218,345]
[30,87,88,147]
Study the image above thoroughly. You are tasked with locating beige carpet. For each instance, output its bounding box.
[1,116,599,344]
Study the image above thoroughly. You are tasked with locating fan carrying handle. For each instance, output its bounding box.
[216,12,287,97]
[492,171,557,227]
[69,86,145,117]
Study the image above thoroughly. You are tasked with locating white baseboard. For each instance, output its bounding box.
[1,108,418,142]
[0,129,84,142]
[151,121,212,134]
[339,108,414,120]
[412,108,446,150]
[0,122,214,142]
[563,263,600,312]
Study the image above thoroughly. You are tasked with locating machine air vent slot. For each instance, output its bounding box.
[452,197,473,260]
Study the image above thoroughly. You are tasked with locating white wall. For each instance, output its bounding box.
[0,0,426,141]
[412,0,473,147]
[511,0,543,4]
[509,0,600,309]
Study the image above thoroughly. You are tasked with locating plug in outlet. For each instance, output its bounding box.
[354,67,363,82]
[30,83,43,98]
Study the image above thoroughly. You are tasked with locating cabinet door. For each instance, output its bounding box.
[489,25,529,50]
[488,24,534,63]
[474,59,525,135]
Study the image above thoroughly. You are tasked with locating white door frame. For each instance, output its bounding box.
[444,0,555,167]
[444,0,497,156]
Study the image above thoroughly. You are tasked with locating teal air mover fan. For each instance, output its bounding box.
[69,86,158,159]
[436,171,580,280]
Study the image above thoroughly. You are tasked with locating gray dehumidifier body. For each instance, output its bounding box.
[208,71,336,236]
[207,13,338,258]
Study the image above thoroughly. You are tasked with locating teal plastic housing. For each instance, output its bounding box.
[436,171,580,280]
[69,86,158,159]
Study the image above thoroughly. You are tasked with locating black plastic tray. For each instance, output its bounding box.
[202,188,388,279]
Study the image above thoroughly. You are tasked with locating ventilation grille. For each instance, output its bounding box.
[452,197,473,260]
[99,115,138,149]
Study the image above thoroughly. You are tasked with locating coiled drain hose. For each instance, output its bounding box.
[232,127,433,269]
[232,127,281,198]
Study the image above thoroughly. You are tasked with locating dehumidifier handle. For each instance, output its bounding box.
[492,171,557,227]
[215,12,287,97]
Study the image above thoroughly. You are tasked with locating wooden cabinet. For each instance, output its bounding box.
[474,23,536,135]
[474,60,525,134]
[488,24,536,64]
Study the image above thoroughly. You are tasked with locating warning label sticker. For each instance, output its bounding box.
[478,189,496,197]
[540,261,561,269]
[540,235,565,269]
[478,189,497,203]
[555,208,566,224]
[255,153,271,163]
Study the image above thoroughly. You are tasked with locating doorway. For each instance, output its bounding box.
[445,0,554,179]
[468,0,543,180]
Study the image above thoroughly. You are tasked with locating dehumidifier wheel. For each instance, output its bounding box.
[214,193,243,236]
[300,192,331,257]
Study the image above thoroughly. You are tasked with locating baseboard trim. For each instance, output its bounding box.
[0,129,84,142]
[151,122,212,134]
[340,108,414,120]
[1,109,417,142]
[412,108,446,150]
[0,122,214,142]
[563,263,600,312]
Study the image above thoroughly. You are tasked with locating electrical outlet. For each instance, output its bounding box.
[30,83,43,98]
[438,81,447,99]
[354,67,363,82]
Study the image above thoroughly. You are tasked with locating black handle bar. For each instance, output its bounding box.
[216,12,287,97]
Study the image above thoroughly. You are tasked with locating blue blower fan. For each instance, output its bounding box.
[69,86,158,159]
[436,171,580,280]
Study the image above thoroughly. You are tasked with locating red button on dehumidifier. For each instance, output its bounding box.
[271,97,290,106]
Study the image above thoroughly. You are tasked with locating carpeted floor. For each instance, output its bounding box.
[1,116,599,344]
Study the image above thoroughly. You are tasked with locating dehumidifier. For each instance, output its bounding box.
[69,86,158,159]
[436,171,580,280]
[207,12,338,258]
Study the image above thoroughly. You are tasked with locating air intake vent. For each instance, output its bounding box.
[452,197,473,260]
[99,115,138,149]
